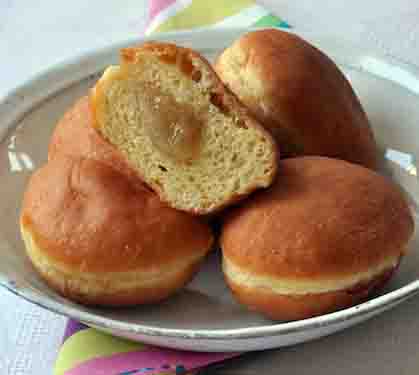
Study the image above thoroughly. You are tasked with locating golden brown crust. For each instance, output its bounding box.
[89,42,279,215]
[215,29,378,169]
[221,157,414,279]
[21,155,214,273]
[49,96,145,188]
[225,265,397,320]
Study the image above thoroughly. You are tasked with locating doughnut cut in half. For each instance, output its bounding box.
[90,42,278,214]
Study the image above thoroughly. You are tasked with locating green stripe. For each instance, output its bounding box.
[155,0,254,33]
[54,328,145,375]
[252,14,290,28]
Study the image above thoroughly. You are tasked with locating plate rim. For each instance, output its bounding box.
[1,26,419,342]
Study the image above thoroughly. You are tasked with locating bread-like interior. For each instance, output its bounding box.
[90,42,277,214]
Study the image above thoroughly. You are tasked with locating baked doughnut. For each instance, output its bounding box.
[221,157,414,320]
[215,29,378,169]
[20,156,213,306]
[90,42,278,214]
[48,96,142,187]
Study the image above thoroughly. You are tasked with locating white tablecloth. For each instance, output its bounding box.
[1,1,419,374]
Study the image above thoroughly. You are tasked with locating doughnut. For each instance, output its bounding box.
[221,157,413,320]
[20,156,214,306]
[90,42,278,214]
[215,29,378,169]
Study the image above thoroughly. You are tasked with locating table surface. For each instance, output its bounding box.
[2,1,419,374]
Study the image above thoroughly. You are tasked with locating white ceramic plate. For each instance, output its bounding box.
[1,27,419,352]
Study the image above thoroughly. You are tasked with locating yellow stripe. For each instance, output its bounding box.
[54,328,144,375]
[155,0,254,33]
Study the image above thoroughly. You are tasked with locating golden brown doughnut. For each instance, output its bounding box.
[20,156,213,306]
[221,157,414,320]
[215,29,378,169]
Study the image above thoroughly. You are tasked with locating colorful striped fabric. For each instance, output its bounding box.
[56,323,235,375]
[54,1,288,374]
[146,0,288,34]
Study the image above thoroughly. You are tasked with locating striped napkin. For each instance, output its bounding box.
[146,0,288,35]
[54,1,288,374]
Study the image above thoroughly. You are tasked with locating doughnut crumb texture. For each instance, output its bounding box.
[90,42,278,214]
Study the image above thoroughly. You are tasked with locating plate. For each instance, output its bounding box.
[1,27,419,352]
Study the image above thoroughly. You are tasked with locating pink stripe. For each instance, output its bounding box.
[148,0,177,21]
[65,348,238,375]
